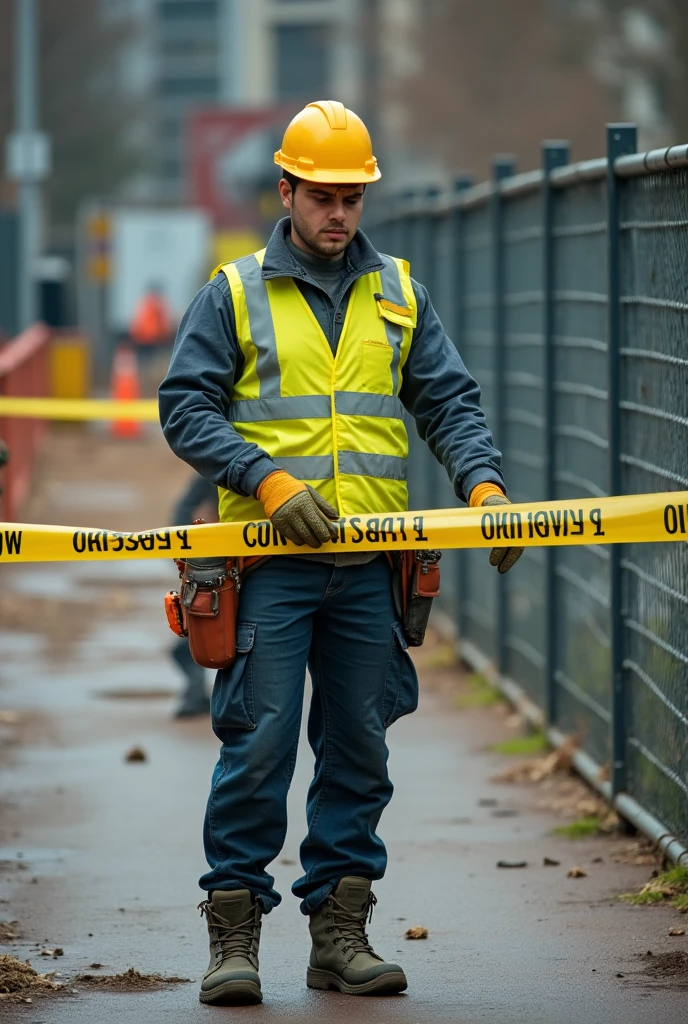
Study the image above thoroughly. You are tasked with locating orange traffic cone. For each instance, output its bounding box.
[110,346,142,440]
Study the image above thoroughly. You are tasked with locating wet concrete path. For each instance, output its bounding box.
[1,429,686,1023]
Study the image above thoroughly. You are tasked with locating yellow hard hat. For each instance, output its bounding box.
[274,100,381,184]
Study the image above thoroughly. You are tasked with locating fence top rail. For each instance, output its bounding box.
[365,135,688,226]
[615,143,688,178]
[0,323,51,378]
[550,157,608,188]
[499,169,544,198]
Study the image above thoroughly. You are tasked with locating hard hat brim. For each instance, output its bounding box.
[274,153,381,184]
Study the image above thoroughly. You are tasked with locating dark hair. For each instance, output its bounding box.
[280,170,366,194]
[281,170,304,192]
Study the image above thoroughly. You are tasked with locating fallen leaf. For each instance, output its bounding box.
[505,714,523,729]
[639,882,680,899]
[124,746,147,763]
[599,810,620,833]
[567,866,587,878]
[543,857,560,867]
[668,928,685,937]
[404,926,428,940]
[491,736,580,784]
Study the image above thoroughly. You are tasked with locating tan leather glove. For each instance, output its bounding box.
[257,470,339,548]
[469,483,524,574]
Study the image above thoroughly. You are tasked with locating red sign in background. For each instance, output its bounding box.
[186,108,292,228]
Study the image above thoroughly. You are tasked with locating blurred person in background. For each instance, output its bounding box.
[129,282,174,392]
[169,471,218,718]
[160,100,522,1006]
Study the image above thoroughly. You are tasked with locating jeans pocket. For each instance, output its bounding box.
[382,622,419,727]
[211,622,257,731]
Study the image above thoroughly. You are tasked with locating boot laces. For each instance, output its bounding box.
[198,900,260,966]
[329,891,378,957]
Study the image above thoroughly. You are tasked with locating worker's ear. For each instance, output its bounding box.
[278,178,293,211]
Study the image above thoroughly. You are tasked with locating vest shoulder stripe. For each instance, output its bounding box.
[233,255,281,400]
[378,254,410,308]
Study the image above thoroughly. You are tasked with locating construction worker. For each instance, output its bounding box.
[129,282,174,392]
[159,100,523,1006]
[169,472,218,717]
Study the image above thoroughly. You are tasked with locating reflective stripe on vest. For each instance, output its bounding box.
[217,248,417,523]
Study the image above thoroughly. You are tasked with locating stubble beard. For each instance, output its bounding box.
[290,204,348,259]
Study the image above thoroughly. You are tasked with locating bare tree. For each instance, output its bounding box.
[578,0,688,146]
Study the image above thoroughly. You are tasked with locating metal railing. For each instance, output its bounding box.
[0,323,50,520]
[367,126,688,862]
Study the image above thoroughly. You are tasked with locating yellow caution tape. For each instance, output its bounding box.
[0,397,159,422]
[1,492,686,563]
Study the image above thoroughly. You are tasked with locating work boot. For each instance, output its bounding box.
[198,889,262,1004]
[307,877,407,996]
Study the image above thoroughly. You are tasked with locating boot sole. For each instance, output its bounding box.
[199,979,262,1005]
[307,966,407,996]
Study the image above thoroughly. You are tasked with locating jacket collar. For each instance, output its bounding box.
[261,217,384,282]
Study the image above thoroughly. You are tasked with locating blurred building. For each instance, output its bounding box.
[149,0,364,202]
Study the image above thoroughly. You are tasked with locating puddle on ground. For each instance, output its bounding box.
[0,633,40,657]
[0,847,72,869]
[6,572,88,601]
[95,688,177,701]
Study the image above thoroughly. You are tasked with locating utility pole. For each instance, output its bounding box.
[6,0,50,330]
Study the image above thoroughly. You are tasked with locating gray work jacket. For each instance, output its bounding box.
[158,217,505,504]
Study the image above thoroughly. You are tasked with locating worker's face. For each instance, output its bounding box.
[279,179,365,259]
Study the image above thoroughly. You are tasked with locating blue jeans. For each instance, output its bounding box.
[199,556,419,913]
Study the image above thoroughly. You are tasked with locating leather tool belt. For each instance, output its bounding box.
[388,550,442,647]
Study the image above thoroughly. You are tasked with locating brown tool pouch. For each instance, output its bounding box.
[165,554,267,669]
[173,557,241,670]
[388,550,442,647]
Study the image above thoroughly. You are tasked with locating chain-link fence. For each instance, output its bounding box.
[367,129,688,857]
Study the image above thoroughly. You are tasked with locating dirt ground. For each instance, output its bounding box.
[0,425,687,1023]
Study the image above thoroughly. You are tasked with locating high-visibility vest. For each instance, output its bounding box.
[216,248,417,523]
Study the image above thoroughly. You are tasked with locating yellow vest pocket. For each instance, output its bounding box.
[360,339,394,394]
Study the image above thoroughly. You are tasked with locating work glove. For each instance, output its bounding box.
[481,493,524,574]
[257,470,339,548]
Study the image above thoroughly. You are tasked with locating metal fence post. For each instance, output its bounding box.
[607,123,637,795]
[452,174,474,642]
[542,141,570,726]
[491,156,516,676]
